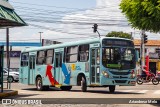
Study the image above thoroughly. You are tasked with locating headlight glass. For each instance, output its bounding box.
[102,71,109,78]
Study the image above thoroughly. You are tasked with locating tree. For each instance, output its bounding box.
[106,31,132,39]
[120,0,160,33]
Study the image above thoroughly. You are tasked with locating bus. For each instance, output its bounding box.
[19,37,137,93]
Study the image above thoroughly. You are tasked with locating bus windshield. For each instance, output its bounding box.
[102,47,136,70]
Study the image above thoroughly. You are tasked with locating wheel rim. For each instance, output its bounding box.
[8,77,13,82]
[81,77,87,92]
[37,79,42,90]
[137,78,142,83]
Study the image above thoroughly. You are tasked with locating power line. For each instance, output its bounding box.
[29,23,96,36]
[11,1,118,11]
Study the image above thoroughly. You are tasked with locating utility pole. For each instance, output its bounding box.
[131,32,133,40]
[39,32,43,46]
[0,45,4,92]
[6,28,10,89]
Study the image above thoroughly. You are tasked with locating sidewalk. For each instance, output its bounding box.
[0,90,18,98]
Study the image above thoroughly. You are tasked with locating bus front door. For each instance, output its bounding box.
[90,48,100,84]
[29,55,35,84]
[54,52,62,84]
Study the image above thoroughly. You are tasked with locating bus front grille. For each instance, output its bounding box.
[113,76,128,78]
[110,71,130,75]
[115,80,127,83]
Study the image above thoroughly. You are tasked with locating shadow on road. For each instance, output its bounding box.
[70,90,142,95]
[21,87,61,91]
[3,94,40,99]
[21,87,143,95]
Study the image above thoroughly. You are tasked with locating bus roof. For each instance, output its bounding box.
[21,37,132,53]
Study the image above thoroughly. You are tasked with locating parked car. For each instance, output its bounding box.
[10,68,19,73]
[3,68,19,82]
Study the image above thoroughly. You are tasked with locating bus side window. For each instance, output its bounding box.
[96,49,100,64]
[55,55,59,67]
[78,44,89,62]
[46,49,54,65]
[55,53,62,67]
[66,46,78,62]
[63,48,66,63]
[21,53,29,66]
[37,51,46,65]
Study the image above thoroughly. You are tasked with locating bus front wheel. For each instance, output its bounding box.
[109,85,115,93]
[81,77,87,92]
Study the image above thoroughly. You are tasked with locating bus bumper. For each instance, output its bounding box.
[101,78,136,86]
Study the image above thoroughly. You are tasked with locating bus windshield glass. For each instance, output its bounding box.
[102,40,135,70]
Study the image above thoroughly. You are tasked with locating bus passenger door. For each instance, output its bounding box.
[29,55,35,84]
[90,48,100,84]
[54,52,62,83]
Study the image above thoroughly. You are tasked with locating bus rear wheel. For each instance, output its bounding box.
[109,85,115,93]
[60,86,72,91]
[81,76,87,92]
[36,77,45,91]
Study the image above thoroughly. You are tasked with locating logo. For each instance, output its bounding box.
[2,99,11,105]
[2,99,42,105]
[68,64,81,71]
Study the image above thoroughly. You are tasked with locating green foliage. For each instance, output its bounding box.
[106,31,132,39]
[120,0,160,33]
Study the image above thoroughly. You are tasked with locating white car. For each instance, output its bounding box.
[3,68,19,82]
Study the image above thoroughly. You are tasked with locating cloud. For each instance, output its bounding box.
[1,0,159,42]
[59,0,160,40]
[58,0,131,39]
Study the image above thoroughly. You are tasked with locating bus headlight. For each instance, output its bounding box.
[102,71,109,78]
[130,70,136,79]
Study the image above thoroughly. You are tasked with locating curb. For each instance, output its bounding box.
[0,90,18,98]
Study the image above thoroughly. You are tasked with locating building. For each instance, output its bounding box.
[0,42,40,68]
[134,39,160,74]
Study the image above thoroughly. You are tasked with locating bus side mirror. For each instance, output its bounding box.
[135,50,139,62]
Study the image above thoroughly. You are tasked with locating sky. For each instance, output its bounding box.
[1,0,160,43]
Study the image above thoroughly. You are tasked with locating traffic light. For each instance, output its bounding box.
[144,34,148,43]
[93,24,98,33]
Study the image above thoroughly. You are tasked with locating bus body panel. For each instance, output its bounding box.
[100,68,136,86]
[19,66,29,84]
[89,43,101,85]
[63,62,89,86]
[36,65,52,86]
[28,52,36,85]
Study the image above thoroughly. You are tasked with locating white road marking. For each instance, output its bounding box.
[119,90,134,92]
[136,90,148,93]
[153,90,160,94]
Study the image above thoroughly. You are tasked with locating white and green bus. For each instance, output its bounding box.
[19,37,137,93]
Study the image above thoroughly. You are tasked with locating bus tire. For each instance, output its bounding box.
[60,86,72,91]
[109,85,115,93]
[81,76,87,92]
[36,77,44,91]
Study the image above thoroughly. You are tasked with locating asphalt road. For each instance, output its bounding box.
[3,82,160,98]
[1,82,160,107]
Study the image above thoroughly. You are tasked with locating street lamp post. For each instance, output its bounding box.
[39,32,43,45]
